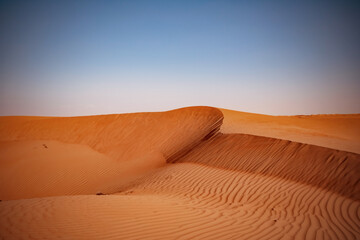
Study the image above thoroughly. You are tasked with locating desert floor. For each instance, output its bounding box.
[0,106,359,240]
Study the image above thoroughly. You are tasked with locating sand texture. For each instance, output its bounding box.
[0,107,359,239]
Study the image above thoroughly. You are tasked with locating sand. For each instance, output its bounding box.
[0,106,359,239]
[0,107,222,199]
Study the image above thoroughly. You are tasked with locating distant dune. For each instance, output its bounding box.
[221,108,360,153]
[0,107,359,239]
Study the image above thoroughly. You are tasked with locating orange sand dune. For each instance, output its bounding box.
[0,107,223,199]
[221,109,360,153]
[0,106,359,239]
[170,133,360,200]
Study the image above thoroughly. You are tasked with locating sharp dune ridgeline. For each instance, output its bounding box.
[0,106,359,240]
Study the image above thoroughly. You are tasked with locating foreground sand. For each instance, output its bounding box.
[0,107,359,239]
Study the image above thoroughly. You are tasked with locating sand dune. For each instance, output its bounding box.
[0,106,359,239]
[0,107,223,162]
[0,107,223,199]
[221,109,360,153]
[170,133,360,200]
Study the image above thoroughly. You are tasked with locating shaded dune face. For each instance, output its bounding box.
[0,107,224,200]
[170,134,360,200]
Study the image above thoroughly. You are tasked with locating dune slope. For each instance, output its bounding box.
[170,133,360,200]
[0,107,223,200]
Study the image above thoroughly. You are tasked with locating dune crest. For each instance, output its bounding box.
[0,107,223,199]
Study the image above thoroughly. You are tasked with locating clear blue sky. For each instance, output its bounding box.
[0,0,359,116]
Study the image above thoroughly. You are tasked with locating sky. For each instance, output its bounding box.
[0,0,359,116]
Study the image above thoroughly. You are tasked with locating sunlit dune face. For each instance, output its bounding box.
[0,107,223,200]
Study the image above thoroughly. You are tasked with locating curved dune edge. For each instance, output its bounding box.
[0,107,223,200]
[0,107,224,162]
[1,163,359,240]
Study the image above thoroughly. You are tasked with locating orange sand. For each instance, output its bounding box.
[0,106,359,239]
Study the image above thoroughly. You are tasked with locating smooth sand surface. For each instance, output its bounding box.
[0,107,359,239]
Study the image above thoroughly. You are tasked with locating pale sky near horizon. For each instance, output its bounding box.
[0,0,359,116]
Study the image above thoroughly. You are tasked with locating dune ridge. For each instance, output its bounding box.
[0,107,223,200]
[0,107,223,162]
